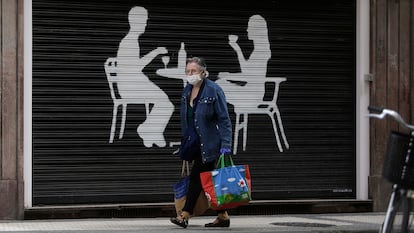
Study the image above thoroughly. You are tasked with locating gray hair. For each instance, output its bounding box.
[186,57,207,71]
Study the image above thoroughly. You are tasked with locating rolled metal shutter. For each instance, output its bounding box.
[32,0,356,205]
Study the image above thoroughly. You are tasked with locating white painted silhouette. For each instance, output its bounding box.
[110,6,173,147]
[216,15,289,154]
[105,9,288,152]
[104,57,151,144]
[156,42,187,87]
[156,42,188,148]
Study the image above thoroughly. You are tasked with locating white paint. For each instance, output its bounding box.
[156,42,187,87]
[216,15,289,154]
[113,6,173,147]
[23,0,33,208]
[356,0,370,200]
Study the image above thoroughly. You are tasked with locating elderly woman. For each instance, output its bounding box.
[170,57,233,228]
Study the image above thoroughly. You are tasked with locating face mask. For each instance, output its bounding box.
[186,74,202,85]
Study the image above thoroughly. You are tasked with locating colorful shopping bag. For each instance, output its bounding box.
[200,154,251,210]
[174,161,210,217]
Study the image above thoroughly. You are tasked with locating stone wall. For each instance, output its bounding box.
[0,0,24,220]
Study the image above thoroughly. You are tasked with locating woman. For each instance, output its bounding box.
[170,57,233,228]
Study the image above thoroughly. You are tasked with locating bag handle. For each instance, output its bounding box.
[216,154,235,168]
[181,160,190,177]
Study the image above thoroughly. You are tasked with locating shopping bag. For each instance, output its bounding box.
[200,154,251,210]
[174,161,210,217]
[173,175,189,217]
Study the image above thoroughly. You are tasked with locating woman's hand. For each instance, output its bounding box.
[220,148,232,155]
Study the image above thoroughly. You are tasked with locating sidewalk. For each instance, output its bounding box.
[0,212,388,233]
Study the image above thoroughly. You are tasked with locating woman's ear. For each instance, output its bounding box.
[203,70,209,78]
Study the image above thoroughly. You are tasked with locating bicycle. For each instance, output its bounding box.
[368,106,414,233]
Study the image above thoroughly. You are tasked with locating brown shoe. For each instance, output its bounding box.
[204,218,230,227]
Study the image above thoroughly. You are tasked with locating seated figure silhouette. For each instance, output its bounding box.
[216,15,289,153]
[116,6,173,147]
[216,15,271,108]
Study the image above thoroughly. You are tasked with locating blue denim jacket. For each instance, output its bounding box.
[180,78,232,163]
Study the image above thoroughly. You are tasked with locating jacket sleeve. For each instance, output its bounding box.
[214,87,233,150]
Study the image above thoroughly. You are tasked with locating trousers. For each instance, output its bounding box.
[182,154,225,215]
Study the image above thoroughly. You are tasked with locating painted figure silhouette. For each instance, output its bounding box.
[216,15,289,153]
[116,6,173,147]
[216,15,271,108]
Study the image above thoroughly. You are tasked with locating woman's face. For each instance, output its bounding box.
[185,62,203,77]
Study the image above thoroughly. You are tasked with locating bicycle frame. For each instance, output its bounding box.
[368,106,414,233]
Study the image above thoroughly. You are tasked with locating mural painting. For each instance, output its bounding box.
[106,6,289,154]
[32,0,356,205]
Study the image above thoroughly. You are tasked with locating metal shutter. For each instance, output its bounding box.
[32,0,356,205]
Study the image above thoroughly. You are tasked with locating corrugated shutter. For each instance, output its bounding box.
[32,0,356,205]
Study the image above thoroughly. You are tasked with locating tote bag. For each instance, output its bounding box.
[200,154,251,210]
[174,161,210,217]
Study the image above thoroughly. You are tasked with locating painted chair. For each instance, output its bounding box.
[104,57,150,143]
[233,77,289,154]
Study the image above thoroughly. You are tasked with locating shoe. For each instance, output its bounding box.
[204,218,230,227]
[170,216,188,228]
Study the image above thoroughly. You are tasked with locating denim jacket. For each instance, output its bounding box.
[180,78,232,163]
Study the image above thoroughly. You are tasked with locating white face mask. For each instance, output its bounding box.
[186,74,202,85]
